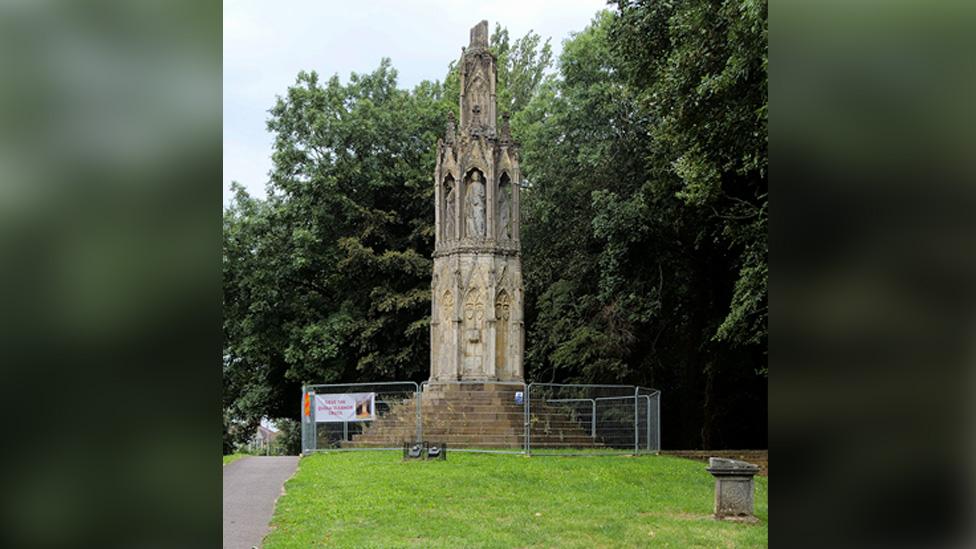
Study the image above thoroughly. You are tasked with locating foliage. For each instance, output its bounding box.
[517,6,766,448]
[223,61,443,436]
[490,24,554,114]
[264,452,768,547]
[223,406,255,455]
[611,0,768,351]
[272,418,302,456]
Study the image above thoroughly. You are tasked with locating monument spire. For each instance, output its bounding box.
[459,20,496,136]
[430,21,524,383]
[469,19,489,48]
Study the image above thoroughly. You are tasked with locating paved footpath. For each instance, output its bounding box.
[223,456,300,549]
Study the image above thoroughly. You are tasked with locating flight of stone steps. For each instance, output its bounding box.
[344,383,600,449]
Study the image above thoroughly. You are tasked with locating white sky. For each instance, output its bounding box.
[223,0,609,204]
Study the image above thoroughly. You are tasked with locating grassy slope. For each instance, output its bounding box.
[264,452,767,548]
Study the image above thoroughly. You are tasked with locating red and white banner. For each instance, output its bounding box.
[313,393,375,423]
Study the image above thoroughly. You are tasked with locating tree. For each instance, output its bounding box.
[517,7,767,449]
[223,62,445,437]
[612,0,768,351]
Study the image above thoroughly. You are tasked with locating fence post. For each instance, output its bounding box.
[633,387,639,454]
[645,396,651,451]
[415,382,422,442]
[524,383,531,455]
[310,389,317,452]
[656,392,661,452]
[300,385,306,455]
[591,399,596,440]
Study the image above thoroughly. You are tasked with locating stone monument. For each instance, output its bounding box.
[706,457,761,520]
[430,20,523,383]
[348,22,592,449]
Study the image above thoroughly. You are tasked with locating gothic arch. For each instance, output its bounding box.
[495,289,512,377]
[440,288,454,319]
[497,171,512,240]
[442,173,456,241]
[463,169,487,240]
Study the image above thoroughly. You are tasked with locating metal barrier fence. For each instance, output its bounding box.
[526,383,661,455]
[301,380,660,456]
[301,382,420,453]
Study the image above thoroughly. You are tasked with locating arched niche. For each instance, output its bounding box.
[463,168,486,240]
[463,287,485,376]
[495,289,511,376]
[437,288,455,379]
[497,171,512,240]
[442,173,457,241]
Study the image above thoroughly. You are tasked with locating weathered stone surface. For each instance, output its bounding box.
[706,457,760,519]
[431,20,524,382]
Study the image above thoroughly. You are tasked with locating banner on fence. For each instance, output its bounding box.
[314,393,375,422]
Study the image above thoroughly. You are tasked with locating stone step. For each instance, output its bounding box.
[359,422,589,436]
[354,430,598,441]
[349,435,599,445]
[356,422,597,434]
[344,386,601,450]
[343,439,604,449]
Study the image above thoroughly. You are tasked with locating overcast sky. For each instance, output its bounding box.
[223,0,609,204]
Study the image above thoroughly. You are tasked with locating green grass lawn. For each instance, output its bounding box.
[264,451,767,548]
[222,453,246,466]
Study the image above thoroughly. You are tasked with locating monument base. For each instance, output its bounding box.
[345,382,595,449]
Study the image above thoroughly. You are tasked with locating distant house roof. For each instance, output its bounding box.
[256,425,280,442]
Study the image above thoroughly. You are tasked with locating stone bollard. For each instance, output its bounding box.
[706,457,760,520]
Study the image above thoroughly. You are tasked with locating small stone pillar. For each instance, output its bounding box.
[706,457,760,519]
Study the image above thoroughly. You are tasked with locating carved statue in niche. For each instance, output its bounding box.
[444,111,456,144]
[464,170,486,239]
[463,287,485,376]
[497,174,511,240]
[442,175,456,240]
[495,290,511,377]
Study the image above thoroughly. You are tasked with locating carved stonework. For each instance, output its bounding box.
[430,20,524,382]
[462,287,485,377]
[495,290,511,375]
[445,111,457,144]
[460,21,496,136]
[500,111,512,143]
[443,175,456,241]
[464,169,486,239]
[707,458,760,520]
[497,173,511,240]
[438,289,455,379]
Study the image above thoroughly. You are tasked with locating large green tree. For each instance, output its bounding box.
[223,62,445,444]
[517,5,766,449]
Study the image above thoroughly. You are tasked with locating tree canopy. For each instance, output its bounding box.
[224,4,767,450]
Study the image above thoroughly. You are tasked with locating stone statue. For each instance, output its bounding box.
[443,176,456,240]
[464,170,486,239]
[445,111,456,144]
[500,111,512,143]
[498,177,511,240]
